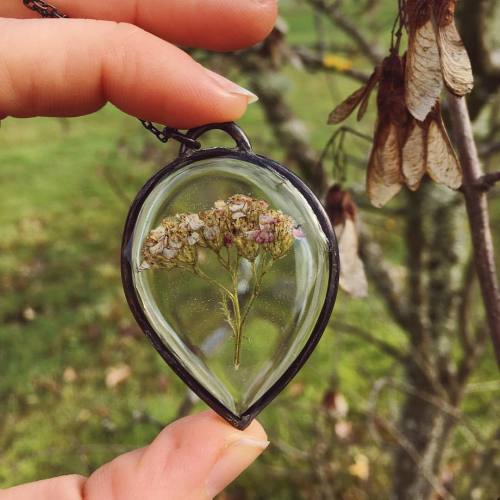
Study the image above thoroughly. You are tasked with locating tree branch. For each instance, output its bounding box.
[334,320,407,361]
[475,171,500,191]
[306,0,383,65]
[448,95,500,366]
[292,46,370,83]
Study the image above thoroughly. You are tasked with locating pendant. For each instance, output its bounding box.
[121,123,339,429]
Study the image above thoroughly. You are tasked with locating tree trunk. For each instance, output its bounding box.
[392,373,456,500]
[393,187,460,500]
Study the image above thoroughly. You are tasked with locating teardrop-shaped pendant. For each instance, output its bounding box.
[121,123,339,429]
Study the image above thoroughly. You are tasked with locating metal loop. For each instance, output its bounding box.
[179,122,253,156]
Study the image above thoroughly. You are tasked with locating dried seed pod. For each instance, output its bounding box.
[425,103,462,188]
[327,67,381,124]
[402,118,427,191]
[325,185,368,298]
[405,0,473,121]
[401,102,462,190]
[405,0,443,121]
[433,0,474,97]
[367,53,407,207]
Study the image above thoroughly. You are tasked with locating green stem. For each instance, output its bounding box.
[241,256,273,328]
[193,265,234,300]
[230,255,243,369]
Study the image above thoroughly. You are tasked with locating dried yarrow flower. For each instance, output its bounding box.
[139,194,300,368]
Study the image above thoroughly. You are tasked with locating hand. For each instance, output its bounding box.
[0,0,278,128]
[0,411,269,499]
[0,1,276,497]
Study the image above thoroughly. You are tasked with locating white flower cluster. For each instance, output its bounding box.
[140,194,298,271]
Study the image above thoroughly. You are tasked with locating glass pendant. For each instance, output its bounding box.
[121,123,339,429]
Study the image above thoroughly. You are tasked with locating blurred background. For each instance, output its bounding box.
[1,1,499,498]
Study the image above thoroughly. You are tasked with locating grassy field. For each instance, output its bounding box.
[1,2,499,498]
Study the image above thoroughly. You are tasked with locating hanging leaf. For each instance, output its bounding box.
[325,185,368,298]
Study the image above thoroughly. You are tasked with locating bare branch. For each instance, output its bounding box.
[334,320,407,361]
[292,46,370,83]
[456,324,489,387]
[475,171,500,191]
[457,256,475,353]
[306,0,383,65]
[448,95,500,366]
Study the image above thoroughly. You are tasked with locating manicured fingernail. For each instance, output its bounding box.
[204,69,259,104]
[205,434,269,497]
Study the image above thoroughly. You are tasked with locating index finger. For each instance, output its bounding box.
[0,0,278,51]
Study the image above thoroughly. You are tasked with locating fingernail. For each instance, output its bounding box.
[205,434,269,497]
[204,69,259,104]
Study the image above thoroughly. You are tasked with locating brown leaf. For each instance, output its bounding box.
[328,68,380,124]
[105,364,132,388]
[325,184,357,226]
[405,0,443,121]
[402,118,427,190]
[325,185,367,297]
[426,107,463,189]
[335,219,368,298]
[434,0,474,96]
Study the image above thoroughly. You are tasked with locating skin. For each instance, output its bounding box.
[0,1,277,498]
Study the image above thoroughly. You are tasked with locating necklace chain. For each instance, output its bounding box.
[22,0,201,149]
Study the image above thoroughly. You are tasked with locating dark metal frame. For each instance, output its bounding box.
[121,123,339,429]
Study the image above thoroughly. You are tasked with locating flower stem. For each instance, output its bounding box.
[230,255,243,369]
[240,256,272,329]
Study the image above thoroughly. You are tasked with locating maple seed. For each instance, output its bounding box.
[405,0,473,121]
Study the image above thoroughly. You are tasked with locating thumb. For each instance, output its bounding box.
[84,410,269,500]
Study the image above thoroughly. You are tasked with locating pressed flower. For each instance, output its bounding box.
[138,260,151,271]
[179,213,205,231]
[187,232,200,246]
[150,226,166,241]
[169,239,183,249]
[203,226,220,241]
[232,211,246,220]
[259,213,277,226]
[224,233,234,247]
[140,194,299,368]
[293,227,306,239]
[149,241,164,255]
[163,248,178,260]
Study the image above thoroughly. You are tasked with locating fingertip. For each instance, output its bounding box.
[243,418,268,443]
[216,0,279,51]
[83,411,268,500]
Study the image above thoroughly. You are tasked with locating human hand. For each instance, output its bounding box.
[0,2,275,497]
[0,0,278,128]
[0,411,269,499]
